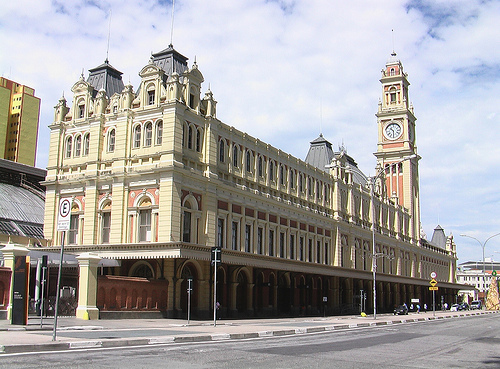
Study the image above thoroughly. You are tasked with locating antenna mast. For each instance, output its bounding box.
[170,0,175,46]
[106,10,112,62]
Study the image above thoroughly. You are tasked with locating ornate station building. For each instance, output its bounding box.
[41,45,460,319]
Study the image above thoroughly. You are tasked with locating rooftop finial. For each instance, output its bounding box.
[391,29,396,55]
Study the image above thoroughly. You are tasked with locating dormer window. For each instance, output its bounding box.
[189,93,195,109]
[78,104,85,118]
[148,90,155,105]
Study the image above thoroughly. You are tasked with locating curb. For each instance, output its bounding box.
[0,311,497,354]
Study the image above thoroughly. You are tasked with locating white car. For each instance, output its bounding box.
[450,304,460,311]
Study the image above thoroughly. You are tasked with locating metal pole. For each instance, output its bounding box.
[432,290,435,317]
[187,278,192,325]
[40,265,46,328]
[213,258,217,327]
[52,231,65,341]
[371,179,377,319]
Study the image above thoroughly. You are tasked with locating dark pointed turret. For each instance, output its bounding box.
[151,44,189,77]
[87,59,125,98]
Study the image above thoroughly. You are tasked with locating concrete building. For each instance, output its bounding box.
[41,45,462,320]
[0,78,41,166]
[456,259,500,302]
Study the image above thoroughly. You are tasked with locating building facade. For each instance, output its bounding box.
[42,45,461,320]
[0,78,41,166]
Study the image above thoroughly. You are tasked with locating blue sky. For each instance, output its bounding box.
[1,0,499,263]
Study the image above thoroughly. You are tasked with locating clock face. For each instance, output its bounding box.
[384,122,402,140]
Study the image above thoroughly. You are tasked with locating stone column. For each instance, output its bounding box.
[76,253,101,320]
[1,243,29,320]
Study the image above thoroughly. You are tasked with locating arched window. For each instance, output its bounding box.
[308,177,312,196]
[269,161,274,181]
[68,203,81,245]
[83,133,90,156]
[390,67,395,76]
[74,135,81,157]
[144,122,152,146]
[183,200,192,243]
[100,201,111,244]
[108,129,115,152]
[280,165,285,185]
[299,174,303,192]
[133,125,141,148]
[233,145,238,168]
[138,197,152,242]
[219,140,225,162]
[389,87,397,103]
[246,151,251,172]
[182,124,186,147]
[65,136,72,158]
[289,169,294,188]
[258,156,263,177]
[196,128,202,152]
[156,120,163,145]
[188,125,193,149]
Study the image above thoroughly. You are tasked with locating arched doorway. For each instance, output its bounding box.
[236,270,248,315]
[277,273,291,315]
[180,264,198,317]
[254,272,264,315]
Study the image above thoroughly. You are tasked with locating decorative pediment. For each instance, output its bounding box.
[139,63,164,78]
[71,77,93,94]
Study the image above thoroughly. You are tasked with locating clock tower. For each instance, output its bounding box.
[374,51,420,242]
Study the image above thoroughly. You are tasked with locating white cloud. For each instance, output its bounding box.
[1,0,499,263]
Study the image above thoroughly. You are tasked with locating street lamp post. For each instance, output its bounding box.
[460,233,500,302]
[370,154,416,319]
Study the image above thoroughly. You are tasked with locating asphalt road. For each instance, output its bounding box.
[1,314,499,369]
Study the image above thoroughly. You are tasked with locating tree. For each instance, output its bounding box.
[485,276,500,310]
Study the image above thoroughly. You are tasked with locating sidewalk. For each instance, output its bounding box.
[0,310,496,354]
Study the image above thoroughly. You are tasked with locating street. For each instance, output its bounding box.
[1,314,499,368]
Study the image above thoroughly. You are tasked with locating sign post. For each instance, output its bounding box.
[53,197,71,341]
[430,272,438,317]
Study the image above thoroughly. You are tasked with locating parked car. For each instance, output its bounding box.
[450,304,460,311]
[460,302,469,311]
[394,305,409,315]
[470,300,482,310]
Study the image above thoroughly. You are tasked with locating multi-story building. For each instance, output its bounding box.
[456,259,500,302]
[0,78,41,166]
[41,45,462,320]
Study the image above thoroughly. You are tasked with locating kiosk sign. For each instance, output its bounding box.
[57,198,71,231]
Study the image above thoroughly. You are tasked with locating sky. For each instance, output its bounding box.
[1,0,499,264]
